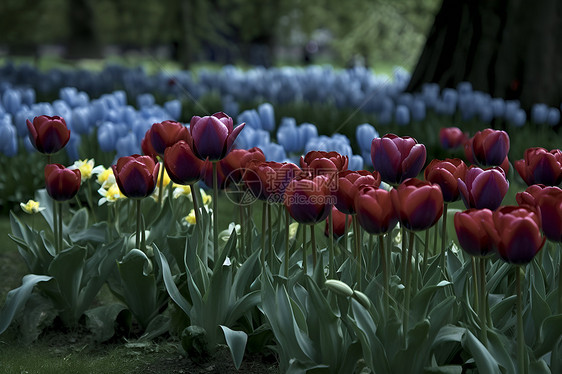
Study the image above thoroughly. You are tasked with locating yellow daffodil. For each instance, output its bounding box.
[200,189,212,205]
[173,184,192,199]
[158,165,171,188]
[184,209,197,225]
[20,200,45,214]
[69,159,97,182]
[98,183,125,205]
[95,167,115,187]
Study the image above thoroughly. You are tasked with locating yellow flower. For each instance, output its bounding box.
[173,184,192,199]
[184,209,197,225]
[157,165,171,188]
[201,190,212,205]
[95,167,115,187]
[98,183,125,205]
[69,159,96,182]
[20,200,45,214]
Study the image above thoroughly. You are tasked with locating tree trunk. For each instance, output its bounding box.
[406,0,562,110]
[65,0,101,59]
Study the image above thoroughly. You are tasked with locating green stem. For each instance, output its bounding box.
[344,214,349,255]
[261,201,267,271]
[328,209,335,277]
[239,199,245,258]
[380,234,389,318]
[58,202,63,252]
[401,225,407,280]
[86,180,97,223]
[310,224,317,268]
[403,229,415,345]
[353,215,362,288]
[472,258,479,313]
[285,208,290,277]
[52,198,59,253]
[190,184,202,226]
[413,234,420,291]
[440,203,448,272]
[136,199,141,250]
[479,257,488,347]
[516,266,525,374]
[422,229,429,276]
[212,162,219,263]
[558,243,562,313]
[268,203,273,266]
[302,224,307,273]
[246,204,252,255]
[433,224,438,255]
[158,162,165,205]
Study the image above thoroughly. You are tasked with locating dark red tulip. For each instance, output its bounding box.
[439,127,468,150]
[354,185,398,234]
[221,147,266,184]
[202,160,228,188]
[112,154,160,199]
[141,135,158,159]
[424,158,467,202]
[535,187,562,242]
[325,206,352,238]
[515,184,547,207]
[284,174,335,224]
[458,166,509,210]
[300,151,349,176]
[485,206,545,264]
[454,209,495,257]
[471,128,510,167]
[189,112,245,161]
[334,170,381,214]
[463,137,476,164]
[244,161,300,202]
[514,147,562,186]
[370,134,426,185]
[27,115,70,154]
[44,164,81,201]
[144,120,189,158]
[164,140,204,185]
[390,178,443,231]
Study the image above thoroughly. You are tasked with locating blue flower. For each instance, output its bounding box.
[395,105,410,126]
[2,89,22,115]
[348,155,364,171]
[356,123,378,153]
[411,99,426,122]
[547,108,560,127]
[238,109,262,129]
[115,132,139,159]
[261,142,286,162]
[258,102,275,132]
[164,100,182,120]
[531,103,548,124]
[72,106,92,135]
[136,93,155,108]
[277,117,300,153]
[0,119,17,157]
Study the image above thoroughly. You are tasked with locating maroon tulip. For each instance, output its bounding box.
[244,161,300,202]
[463,137,476,164]
[390,178,443,231]
[325,206,352,238]
[370,134,426,185]
[143,120,189,158]
[334,170,381,214]
[141,135,158,159]
[188,112,245,161]
[284,174,334,224]
[514,147,562,186]
[424,158,467,202]
[221,147,266,184]
[535,187,562,242]
[458,166,509,210]
[439,127,468,150]
[112,154,160,199]
[485,206,545,264]
[354,185,398,234]
[454,209,495,257]
[44,164,81,201]
[471,128,510,167]
[300,151,349,176]
[164,140,204,185]
[515,184,547,207]
[27,115,71,154]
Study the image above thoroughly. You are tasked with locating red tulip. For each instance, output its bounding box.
[463,137,476,164]
[334,170,381,214]
[143,120,189,158]
[471,128,510,167]
[164,140,204,185]
[354,185,398,234]
[515,184,547,207]
[244,161,300,202]
[300,151,349,175]
[188,112,245,161]
[390,178,443,231]
[458,166,509,210]
[44,164,81,201]
[514,147,562,186]
[370,134,426,185]
[439,127,468,150]
[27,115,70,154]
[485,206,545,264]
[141,134,158,159]
[220,147,266,184]
[112,154,160,199]
[325,206,352,238]
[424,158,467,202]
[284,174,335,224]
[454,209,494,257]
[535,187,562,242]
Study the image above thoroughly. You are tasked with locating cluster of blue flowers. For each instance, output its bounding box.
[0,62,561,161]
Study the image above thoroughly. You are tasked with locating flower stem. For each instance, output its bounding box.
[190,183,202,227]
[212,162,219,263]
[380,234,389,318]
[239,199,246,258]
[516,266,525,374]
[58,202,63,252]
[52,198,59,253]
[440,203,448,271]
[86,180,97,223]
[261,201,267,271]
[422,229,429,276]
[268,203,273,265]
[479,257,488,347]
[328,209,335,277]
[136,199,141,250]
[310,224,317,268]
[558,243,562,313]
[302,224,307,273]
[472,258,479,313]
[403,229,415,346]
[353,215,362,288]
[158,162,165,205]
[344,214,349,255]
[285,208,290,276]
[401,225,407,280]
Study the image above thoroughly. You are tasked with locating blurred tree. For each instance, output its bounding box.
[407,0,562,110]
[66,0,101,58]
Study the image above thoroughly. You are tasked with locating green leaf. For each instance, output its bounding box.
[432,325,465,348]
[66,208,89,234]
[423,365,462,373]
[530,283,551,343]
[461,330,501,374]
[85,303,128,342]
[486,329,516,374]
[69,222,107,243]
[220,325,248,370]
[410,281,452,322]
[154,246,191,316]
[141,314,170,341]
[534,314,562,357]
[0,274,52,334]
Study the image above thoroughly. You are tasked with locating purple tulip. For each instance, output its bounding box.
[458,166,509,210]
[188,112,245,161]
[471,128,510,167]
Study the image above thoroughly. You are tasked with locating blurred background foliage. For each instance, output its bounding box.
[0,0,440,69]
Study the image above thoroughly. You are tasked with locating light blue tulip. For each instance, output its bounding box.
[97,122,119,152]
[348,155,364,171]
[356,123,378,153]
[136,93,155,108]
[491,98,505,117]
[115,132,139,159]
[0,121,17,157]
[531,103,548,124]
[547,108,560,126]
[258,102,275,132]
[65,135,81,162]
[411,99,426,122]
[72,107,92,135]
[164,100,182,120]
[261,142,286,162]
[238,109,262,129]
[299,122,318,145]
[2,89,21,115]
[510,108,526,127]
[21,88,35,106]
[395,105,410,126]
[277,117,300,153]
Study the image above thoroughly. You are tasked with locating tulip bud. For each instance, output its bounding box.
[112,154,159,199]
[514,147,562,186]
[439,127,468,150]
[44,164,81,201]
[27,115,70,154]
[471,128,510,167]
[164,141,204,186]
[354,185,398,235]
[144,120,189,158]
[189,112,245,161]
[324,206,352,238]
[458,166,509,210]
[424,158,467,202]
[284,175,334,224]
[390,178,443,231]
[370,134,426,185]
[454,209,494,257]
[335,170,381,214]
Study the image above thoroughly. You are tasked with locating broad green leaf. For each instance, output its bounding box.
[423,365,462,373]
[530,283,551,343]
[534,314,562,357]
[155,247,191,316]
[220,325,248,370]
[69,222,107,243]
[432,325,465,348]
[141,314,170,341]
[0,274,52,334]
[85,303,128,342]
[410,281,452,322]
[486,329,516,374]
[66,208,88,234]
[461,330,501,374]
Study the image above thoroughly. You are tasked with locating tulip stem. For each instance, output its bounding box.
[285,208,290,276]
[479,257,488,347]
[190,184,202,227]
[558,242,562,313]
[86,180,97,223]
[239,199,245,259]
[302,224,307,273]
[310,224,317,269]
[403,229,415,346]
[516,266,526,374]
[422,229,429,276]
[212,162,219,263]
[58,202,63,252]
[353,215,362,289]
[328,209,335,277]
[379,234,389,318]
[246,204,253,255]
[261,201,267,271]
[268,203,273,265]
[136,199,141,250]
[401,225,407,281]
[52,198,59,253]
[471,258,479,313]
[157,162,165,205]
[344,214,349,255]
[440,203,448,273]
